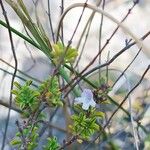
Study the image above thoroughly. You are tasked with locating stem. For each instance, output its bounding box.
[0,19,40,49]
[0,19,80,96]
[0,1,18,149]
[59,67,80,96]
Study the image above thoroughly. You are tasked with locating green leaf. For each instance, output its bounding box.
[10,138,21,146]
[13,81,21,89]
[17,0,32,21]
[93,111,105,118]
[43,137,60,150]
[11,90,18,95]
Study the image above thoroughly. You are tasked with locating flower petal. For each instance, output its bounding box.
[74,97,83,104]
[89,100,96,107]
[74,89,96,110]
[82,103,90,110]
[82,89,93,99]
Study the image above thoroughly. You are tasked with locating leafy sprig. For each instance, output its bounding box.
[51,42,78,65]
[43,137,60,150]
[11,125,39,150]
[38,76,63,107]
[12,80,40,112]
[70,106,104,140]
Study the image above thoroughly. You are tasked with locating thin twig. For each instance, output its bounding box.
[60,2,138,92]
[108,68,139,150]
[63,31,150,97]
[60,0,64,43]
[74,0,102,68]
[112,48,142,88]
[83,65,150,149]
[0,99,22,113]
[0,58,41,83]
[74,17,93,68]
[54,0,89,74]
[0,1,18,149]
[16,120,27,150]
[47,0,55,42]
[98,0,105,81]
[105,65,150,132]
[58,135,78,150]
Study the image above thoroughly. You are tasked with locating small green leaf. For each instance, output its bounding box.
[93,111,105,118]
[10,139,21,146]
[13,81,21,89]
[43,137,60,150]
[11,90,18,95]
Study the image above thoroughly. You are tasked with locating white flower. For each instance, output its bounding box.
[74,89,96,110]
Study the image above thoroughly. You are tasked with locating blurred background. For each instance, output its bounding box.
[0,0,150,149]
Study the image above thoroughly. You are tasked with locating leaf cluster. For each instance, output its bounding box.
[51,42,78,65]
[11,126,39,150]
[11,77,63,149]
[12,80,40,112]
[12,76,63,118]
[38,76,63,107]
[70,106,104,140]
[43,137,60,150]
